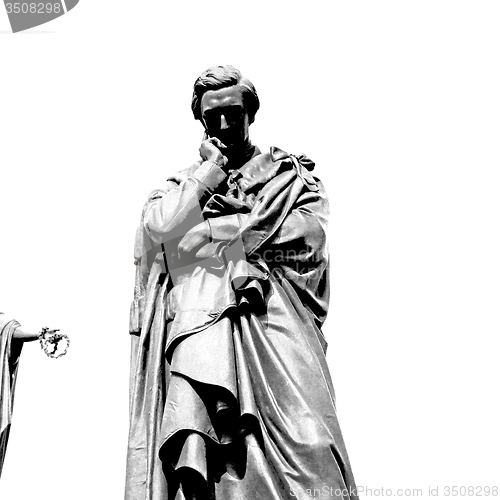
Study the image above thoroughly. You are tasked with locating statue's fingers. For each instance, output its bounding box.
[209,137,227,150]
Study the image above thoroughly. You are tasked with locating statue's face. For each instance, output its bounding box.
[200,85,250,153]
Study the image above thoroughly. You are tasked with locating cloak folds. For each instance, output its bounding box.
[0,313,23,478]
[126,147,358,500]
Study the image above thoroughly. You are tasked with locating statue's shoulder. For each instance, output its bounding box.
[267,146,322,191]
[0,312,16,332]
[239,146,321,194]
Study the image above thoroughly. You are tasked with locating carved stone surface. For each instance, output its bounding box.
[0,313,22,478]
[125,66,358,500]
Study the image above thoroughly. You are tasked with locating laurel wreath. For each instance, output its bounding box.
[38,327,70,359]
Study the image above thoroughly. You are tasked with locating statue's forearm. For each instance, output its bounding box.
[12,327,39,341]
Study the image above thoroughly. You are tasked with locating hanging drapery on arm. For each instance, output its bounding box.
[0,313,23,478]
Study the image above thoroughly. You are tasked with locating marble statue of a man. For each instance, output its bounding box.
[126,65,358,500]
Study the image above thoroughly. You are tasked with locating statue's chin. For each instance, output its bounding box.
[226,140,251,157]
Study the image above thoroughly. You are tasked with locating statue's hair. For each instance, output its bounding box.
[191,65,260,124]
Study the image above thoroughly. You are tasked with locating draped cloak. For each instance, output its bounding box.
[126,147,358,500]
[0,313,23,478]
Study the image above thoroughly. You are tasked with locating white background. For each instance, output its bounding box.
[1,1,499,499]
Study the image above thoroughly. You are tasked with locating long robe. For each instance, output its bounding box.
[126,147,358,500]
[0,313,23,478]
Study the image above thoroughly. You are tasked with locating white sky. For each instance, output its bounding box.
[1,1,499,499]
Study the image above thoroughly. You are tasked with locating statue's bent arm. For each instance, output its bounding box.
[144,160,227,246]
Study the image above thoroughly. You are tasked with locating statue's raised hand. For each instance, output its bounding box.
[199,137,228,168]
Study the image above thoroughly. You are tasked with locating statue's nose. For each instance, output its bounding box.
[220,115,229,130]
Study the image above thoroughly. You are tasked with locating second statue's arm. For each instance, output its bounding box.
[13,327,39,342]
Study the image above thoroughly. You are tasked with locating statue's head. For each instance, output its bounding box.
[191,65,259,154]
